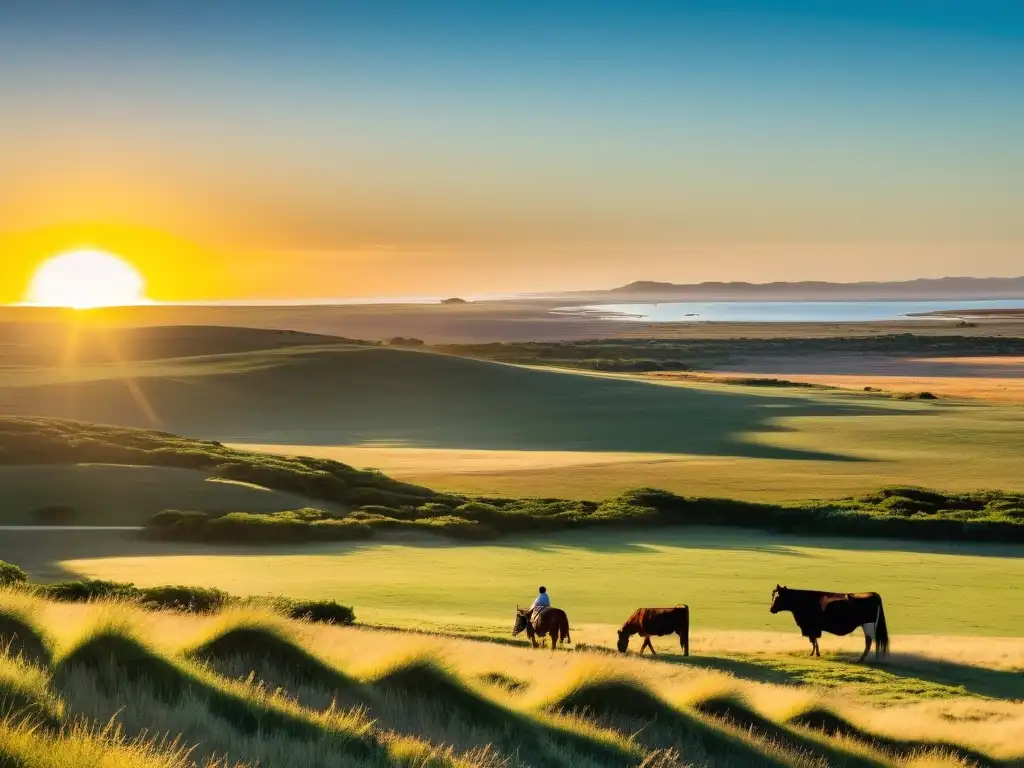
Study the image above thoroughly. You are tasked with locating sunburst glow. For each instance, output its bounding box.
[26,250,148,309]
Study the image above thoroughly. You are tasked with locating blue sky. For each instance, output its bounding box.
[1,1,1022,297]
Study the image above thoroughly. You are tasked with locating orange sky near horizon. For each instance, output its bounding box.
[2,226,1022,305]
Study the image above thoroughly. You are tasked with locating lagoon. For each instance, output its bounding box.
[557,299,1024,323]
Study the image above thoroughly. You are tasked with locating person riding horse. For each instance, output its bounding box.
[530,586,551,625]
[514,587,571,650]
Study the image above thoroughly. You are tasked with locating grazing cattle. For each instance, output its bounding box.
[617,606,690,656]
[770,585,889,662]
[513,607,572,650]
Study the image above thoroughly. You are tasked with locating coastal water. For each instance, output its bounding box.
[556,299,1024,323]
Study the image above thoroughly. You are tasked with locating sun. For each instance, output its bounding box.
[26,250,148,309]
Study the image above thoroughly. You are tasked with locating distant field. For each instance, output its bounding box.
[48,528,1024,637]
[3,331,1023,501]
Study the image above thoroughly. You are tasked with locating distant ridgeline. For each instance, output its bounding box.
[2,416,1022,545]
[601,275,1024,301]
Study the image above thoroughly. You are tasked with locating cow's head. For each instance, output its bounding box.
[616,630,630,653]
[770,584,791,614]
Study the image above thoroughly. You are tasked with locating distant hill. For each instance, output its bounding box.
[605,276,1024,301]
[0,323,364,366]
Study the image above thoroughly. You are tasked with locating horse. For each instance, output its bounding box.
[513,607,572,650]
[617,606,689,656]
[770,585,889,662]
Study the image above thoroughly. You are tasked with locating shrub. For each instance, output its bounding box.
[285,599,355,625]
[877,496,937,516]
[38,579,135,602]
[147,510,211,539]
[138,585,230,612]
[0,560,28,587]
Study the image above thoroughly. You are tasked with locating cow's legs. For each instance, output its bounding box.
[809,637,821,657]
[858,634,872,663]
[858,622,875,663]
[678,631,689,657]
[639,636,654,655]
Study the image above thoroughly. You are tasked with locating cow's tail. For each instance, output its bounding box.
[560,613,572,645]
[875,597,890,657]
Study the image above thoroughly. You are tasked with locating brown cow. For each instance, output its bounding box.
[617,606,689,656]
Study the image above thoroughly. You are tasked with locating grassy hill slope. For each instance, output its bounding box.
[2,322,1022,502]
[0,335,979,459]
[1,592,1020,768]
[0,464,341,526]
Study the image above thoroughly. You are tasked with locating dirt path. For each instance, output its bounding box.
[703,355,1024,402]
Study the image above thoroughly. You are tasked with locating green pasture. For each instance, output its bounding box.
[0,465,335,525]
[3,339,1024,501]
[41,528,1024,638]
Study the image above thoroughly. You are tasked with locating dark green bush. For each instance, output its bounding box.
[39,579,135,602]
[285,599,355,625]
[877,496,937,516]
[138,585,230,612]
[0,560,28,587]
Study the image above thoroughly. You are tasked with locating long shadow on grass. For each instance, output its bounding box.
[549,678,790,767]
[188,623,641,768]
[790,706,1009,767]
[55,630,378,760]
[694,694,887,768]
[186,625,357,692]
[876,654,1024,702]
[365,656,643,768]
[8,346,931,461]
[602,649,1024,705]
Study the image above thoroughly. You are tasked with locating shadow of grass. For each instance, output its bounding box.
[693,694,886,768]
[55,630,377,759]
[370,655,640,767]
[545,678,786,767]
[790,706,1007,767]
[185,625,356,692]
[0,675,63,729]
[881,654,1024,701]
[0,612,52,668]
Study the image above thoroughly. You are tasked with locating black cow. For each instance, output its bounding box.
[770,585,889,662]
[617,606,690,656]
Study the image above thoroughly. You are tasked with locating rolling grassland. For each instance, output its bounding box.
[1,590,1022,768]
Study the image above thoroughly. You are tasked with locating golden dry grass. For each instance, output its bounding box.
[3,592,1023,767]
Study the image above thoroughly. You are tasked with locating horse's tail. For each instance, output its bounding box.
[875,597,890,657]
[560,612,572,644]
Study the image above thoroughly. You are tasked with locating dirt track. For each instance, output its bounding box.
[703,355,1024,402]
